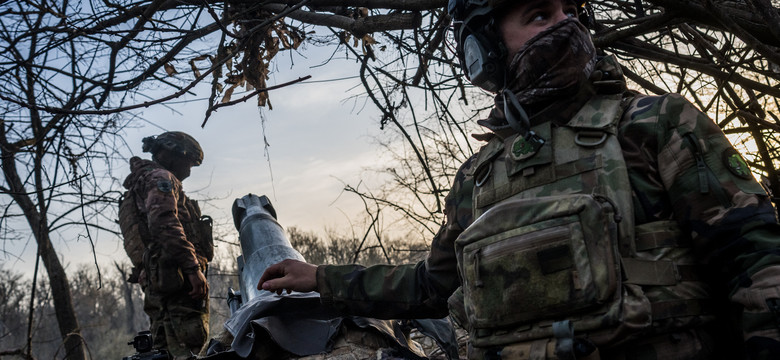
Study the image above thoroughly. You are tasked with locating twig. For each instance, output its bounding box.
[26,252,40,360]
[200,75,311,127]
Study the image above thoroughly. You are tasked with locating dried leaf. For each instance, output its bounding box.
[278,32,291,49]
[270,38,281,55]
[257,91,272,110]
[257,91,267,107]
[291,34,303,50]
[221,84,237,103]
[362,34,377,45]
[225,74,241,85]
[189,59,201,78]
[164,63,177,76]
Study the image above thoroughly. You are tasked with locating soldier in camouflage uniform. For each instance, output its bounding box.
[257,1,780,359]
[122,131,210,359]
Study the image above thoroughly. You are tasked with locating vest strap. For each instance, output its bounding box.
[635,234,683,251]
[651,299,712,320]
[622,258,678,286]
[474,155,603,208]
[635,220,687,251]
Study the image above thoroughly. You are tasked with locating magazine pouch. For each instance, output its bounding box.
[455,194,622,347]
[184,198,214,262]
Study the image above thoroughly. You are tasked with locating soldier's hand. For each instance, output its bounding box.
[257,259,317,295]
[187,270,209,300]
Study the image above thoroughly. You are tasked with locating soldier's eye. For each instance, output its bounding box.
[529,11,547,22]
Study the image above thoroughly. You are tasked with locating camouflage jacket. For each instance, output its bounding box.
[122,156,201,271]
[317,57,780,356]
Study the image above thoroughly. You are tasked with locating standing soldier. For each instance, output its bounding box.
[119,131,213,359]
[258,0,780,359]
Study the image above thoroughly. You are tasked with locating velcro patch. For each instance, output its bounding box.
[157,179,173,193]
[511,132,545,161]
[722,148,752,180]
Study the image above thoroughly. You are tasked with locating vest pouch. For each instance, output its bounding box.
[184,199,214,262]
[144,247,185,294]
[456,194,620,332]
[198,215,214,262]
[118,190,149,269]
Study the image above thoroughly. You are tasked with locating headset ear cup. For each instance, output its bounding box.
[461,32,505,92]
[450,3,506,92]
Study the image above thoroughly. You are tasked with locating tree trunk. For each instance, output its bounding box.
[0,123,86,360]
[38,237,86,360]
[115,262,137,331]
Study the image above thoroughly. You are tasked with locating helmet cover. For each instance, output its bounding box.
[142,131,203,166]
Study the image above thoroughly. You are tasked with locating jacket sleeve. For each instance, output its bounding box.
[631,93,780,357]
[316,156,478,319]
[141,169,200,270]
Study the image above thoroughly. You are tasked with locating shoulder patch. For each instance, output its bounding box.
[722,148,753,180]
[156,179,173,193]
[511,133,544,161]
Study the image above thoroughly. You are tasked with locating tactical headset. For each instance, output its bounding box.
[448,0,591,93]
[448,0,506,93]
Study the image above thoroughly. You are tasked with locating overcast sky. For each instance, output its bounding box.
[6,47,398,277]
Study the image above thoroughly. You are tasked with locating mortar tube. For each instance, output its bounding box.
[231,194,305,303]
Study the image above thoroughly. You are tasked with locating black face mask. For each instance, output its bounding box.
[154,151,193,181]
[504,18,597,105]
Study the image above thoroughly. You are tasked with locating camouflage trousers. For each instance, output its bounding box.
[143,286,209,359]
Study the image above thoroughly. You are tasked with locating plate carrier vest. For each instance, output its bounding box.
[448,92,710,359]
[118,166,214,278]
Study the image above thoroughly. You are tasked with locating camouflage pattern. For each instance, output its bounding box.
[144,289,209,359]
[122,156,209,358]
[123,156,204,270]
[617,89,780,359]
[504,18,596,105]
[452,88,640,353]
[317,55,780,359]
[119,189,151,270]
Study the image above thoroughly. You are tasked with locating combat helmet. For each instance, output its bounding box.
[142,131,203,166]
[448,0,589,93]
